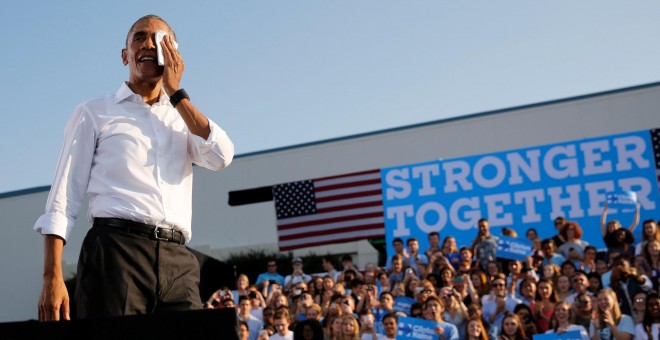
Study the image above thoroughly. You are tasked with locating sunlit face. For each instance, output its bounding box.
[607,221,620,233]
[461,248,473,260]
[596,261,608,275]
[557,276,570,292]
[239,324,249,340]
[380,294,394,309]
[502,316,519,336]
[516,308,530,322]
[633,293,647,311]
[649,241,660,256]
[508,261,521,274]
[526,229,537,241]
[538,282,553,300]
[643,222,657,237]
[342,318,356,335]
[274,319,289,336]
[392,259,402,272]
[425,300,443,319]
[542,243,555,256]
[554,304,570,322]
[323,277,334,290]
[467,320,483,338]
[275,295,287,308]
[306,307,319,320]
[238,299,251,314]
[331,318,343,333]
[441,269,453,281]
[408,240,419,253]
[648,297,660,318]
[383,317,397,337]
[585,249,596,261]
[478,220,490,235]
[576,295,592,311]
[429,234,440,247]
[122,18,170,84]
[471,274,481,289]
[573,274,588,292]
[543,265,555,278]
[492,279,506,297]
[522,281,536,299]
[597,292,614,312]
[487,262,498,275]
[237,277,248,290]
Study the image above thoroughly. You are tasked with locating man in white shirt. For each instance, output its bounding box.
[271,309,294,340]
[483,274,523,335]
[284,257,312,290]
[35,14,234,321]
[238,296,263,340]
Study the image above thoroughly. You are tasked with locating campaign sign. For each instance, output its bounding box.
[393,296,416,315]
[382,129,660,256]
[397,316,438,340]
[533,330,583,340]
[606,191,637,206]
[496,235,532,261]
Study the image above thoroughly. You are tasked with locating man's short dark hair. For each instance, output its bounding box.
[407,238,418,246]
[323,255,335,265]
[393,238,403,245]
[238,295,250,304]
[125,14,177,47]
[478,218,488,224]
[428,231,439,238]
[341,254,353,262]
[382,312,398,324]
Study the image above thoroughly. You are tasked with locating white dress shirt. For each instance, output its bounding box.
[34,83,234,242]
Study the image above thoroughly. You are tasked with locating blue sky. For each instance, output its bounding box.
[2,1,660,194]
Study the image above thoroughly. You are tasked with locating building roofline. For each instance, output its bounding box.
[2,80,660,198]
[236,81,660,159]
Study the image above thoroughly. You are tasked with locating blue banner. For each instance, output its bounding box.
[397,316,439,340]
[382,129,660,257]
[393,296,416,315]
[533,330,583,340]
[497,235,533,261]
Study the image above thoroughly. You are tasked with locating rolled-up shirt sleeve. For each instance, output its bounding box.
[34,105,97,241]
[188,118,234,171]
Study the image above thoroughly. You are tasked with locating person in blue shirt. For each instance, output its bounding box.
[256,259,285,295]
[541,238,566,267]
[423,296,459,340]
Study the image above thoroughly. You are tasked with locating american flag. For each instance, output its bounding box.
[272,169,385,251]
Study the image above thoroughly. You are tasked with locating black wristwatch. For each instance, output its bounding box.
[169,88,189,108]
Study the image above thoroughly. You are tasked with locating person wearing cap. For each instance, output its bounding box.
[284,257,312,290]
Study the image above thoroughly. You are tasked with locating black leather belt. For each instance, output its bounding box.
[94,218,185,245]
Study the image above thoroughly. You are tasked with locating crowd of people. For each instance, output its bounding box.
[207,204,660,340]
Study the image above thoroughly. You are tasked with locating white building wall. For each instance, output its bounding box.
[1,83,660,322]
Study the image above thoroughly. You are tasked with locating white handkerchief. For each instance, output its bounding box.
[156,30,179,66]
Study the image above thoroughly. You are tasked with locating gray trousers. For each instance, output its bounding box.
[75,224,202,319]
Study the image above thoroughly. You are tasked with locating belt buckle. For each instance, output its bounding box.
[153,227,169,241]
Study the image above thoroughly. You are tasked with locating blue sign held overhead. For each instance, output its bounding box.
[496,235,533,261]
[393,297,416,315]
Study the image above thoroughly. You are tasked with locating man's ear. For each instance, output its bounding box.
[121,48,128,66]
